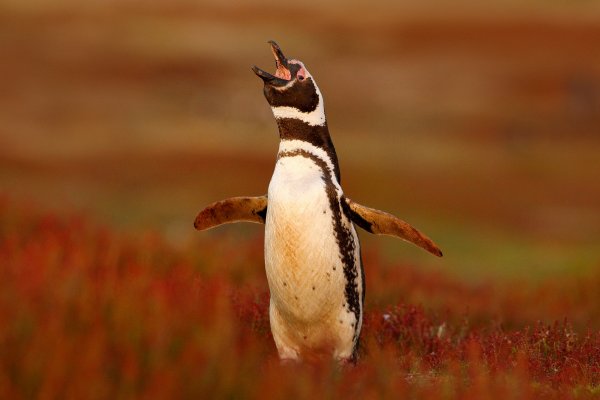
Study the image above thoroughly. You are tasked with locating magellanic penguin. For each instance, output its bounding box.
[194,41,442,362]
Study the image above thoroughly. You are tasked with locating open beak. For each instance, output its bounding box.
[252,40,291,87]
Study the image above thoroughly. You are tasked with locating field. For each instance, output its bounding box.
[1,200,599,399]
[1,0,600,398]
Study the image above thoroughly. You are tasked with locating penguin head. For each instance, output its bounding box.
[252,41,324,120]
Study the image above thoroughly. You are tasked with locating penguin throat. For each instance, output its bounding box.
[271,104,325,126]
[275,120,341,183]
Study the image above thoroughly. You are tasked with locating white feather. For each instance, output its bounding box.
[278,140,338,185]
[265,150,362,360]
[271,103,326,126]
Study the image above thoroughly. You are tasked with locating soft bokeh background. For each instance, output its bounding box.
[1,0,599,282]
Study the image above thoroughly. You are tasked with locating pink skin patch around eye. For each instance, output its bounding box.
[297,67,306,80]
[290,60,307,81]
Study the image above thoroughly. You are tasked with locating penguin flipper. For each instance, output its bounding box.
[342,197,443,257]
[194,196,268,231]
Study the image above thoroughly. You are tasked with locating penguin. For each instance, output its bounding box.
[194,41,442,362]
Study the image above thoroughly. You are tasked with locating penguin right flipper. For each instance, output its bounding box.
[194,196,268,231]
[342,197,443,257]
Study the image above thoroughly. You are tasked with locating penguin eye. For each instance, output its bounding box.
[297,68,307,81]
[293,63,308,82]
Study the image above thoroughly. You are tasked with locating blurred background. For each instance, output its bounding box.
[1,0,599,282]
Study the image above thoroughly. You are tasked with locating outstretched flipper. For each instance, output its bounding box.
[342,197,443,257]
[194,196,268,231]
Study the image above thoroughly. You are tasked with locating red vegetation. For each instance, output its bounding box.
[0,200,598,399]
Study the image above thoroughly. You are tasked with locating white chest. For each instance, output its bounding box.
[262,139,364,359]
[264,155,357,322]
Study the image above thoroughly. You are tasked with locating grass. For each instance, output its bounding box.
[1,199,599,399]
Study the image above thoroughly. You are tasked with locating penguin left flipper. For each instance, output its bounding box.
[342,197,443,257]
[194,196,268,231]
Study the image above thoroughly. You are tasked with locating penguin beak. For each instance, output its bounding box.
[252,40,291,87]
[268,40,289,70]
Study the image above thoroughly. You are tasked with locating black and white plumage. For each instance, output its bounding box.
[195,41,442,362]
